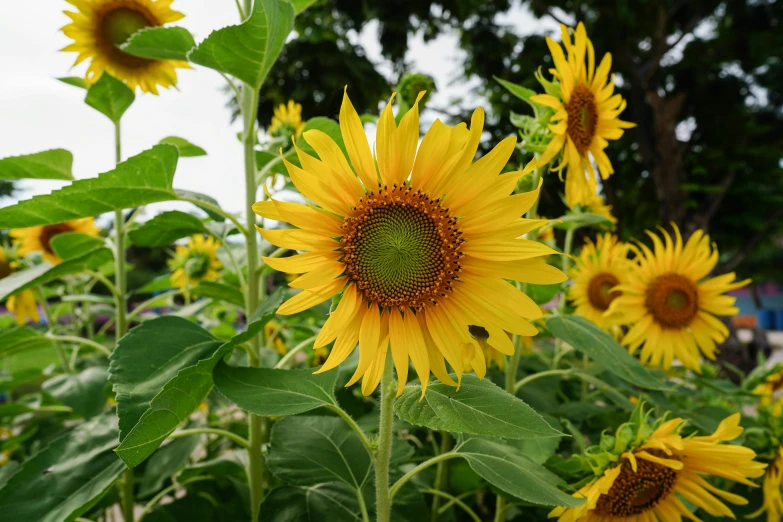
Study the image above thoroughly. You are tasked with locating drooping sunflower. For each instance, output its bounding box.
[572,185,617,226]
[1,248,41,325]
[531,22,634,207]
[254,90,567,396]
[608,225,749,372]
[550,412,766,522]
[10,218,100,265]
[61,0,189,94]
[269,101,306,139]
[750,447,783,522]
[568,234,632,331]
[169,235,222,289]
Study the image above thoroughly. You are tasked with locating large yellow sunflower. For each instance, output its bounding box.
[750,447,783,522]
[608,225,749,372]
[254,90,567,396]
[169,235,222,289]
[568,234,632,331]
[531,22,634,207]
[551,413,766,522]
[61,0,189,94]
[10,218,100,265]
[269,100,306,139]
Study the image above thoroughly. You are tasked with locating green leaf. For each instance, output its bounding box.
[554,212,612,230]
[260,484,362,521]
[121,26,196,61]
[58,76,88,89]
[394,374,562,439]
[0,149,74,181]
[159,136,207,157]
[457,437,583,507]
[128,211,210,247]
[137,275,174,294]
[85,72,135,123]
[297,117,347,159]
[109,317,221,441]
[0,247,113,300]
[0,144,179,228]
[214,365,339,417]
[144,496,221,522]
[179,450,248,483]
[527,283,561,305]
[175,189,226,222]
[292,0,317,14]
[0,413,127,521]
[495,76,539,113]
[42,367,109,419]
[139,434,201,498]
[268,416,372,488]
[192,281,245,308]
[189,0,295,88]
[546,315,667,390]
[50,232,106,260]
[0,327,53,357]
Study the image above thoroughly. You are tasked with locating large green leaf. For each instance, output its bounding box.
[121,27,196,61]
[109,317,221,441]
[189,0,295,88]
[175,189,227,223]
[0,149,74,181]
[546,316,667,390]
[260,484,362,522]
[0,247,113,300]
[0,327,53,357]
[192,281,245,308]
[139,433,201,498]
[128,211,210,247]
[50,232,106,260]
[159,136,207,157]
[292,0,318,13]
[0,144,179,228]
[457,437,583,508]
[394,374,562,440]
[145,496,221,522]
[213,366,339,417]
[42,367,109,419]
[85,72,135,123]
[268,416,372,489]
[0,413,127,521]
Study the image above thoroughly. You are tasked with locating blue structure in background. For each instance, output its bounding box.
[732,284,783,330]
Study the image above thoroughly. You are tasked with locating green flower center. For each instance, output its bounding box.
[184,252,210,279]
[341,185,463,310]
[102,8,151,46]
[97,4,157,68]
[645,273,699,329]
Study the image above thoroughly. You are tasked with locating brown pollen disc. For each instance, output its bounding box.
[645,273,700,329]
[587,272,621,311]
[341,184,464,310]
[96,2,158,69]
[40,223,75,255]
[566,83,599,155]
[594,450,679,517]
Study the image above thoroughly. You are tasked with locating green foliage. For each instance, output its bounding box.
[128,211,211,247]
[260,483,361,521]
[121,27,197,61]
[0,149,74,181]
[0,327,53,357]
[42,367,109,419]
[159,136,207,157]
[85,72,135,123]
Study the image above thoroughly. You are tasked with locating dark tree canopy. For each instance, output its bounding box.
[257,0,783,282]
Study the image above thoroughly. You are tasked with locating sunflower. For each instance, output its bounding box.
[568,234,632,331]
[0,247,11,280]
[531,22,634,207]
[751,366,783,406]
[10,218,100,265]
[550,413,766,522]
[269,100,306,139]
[264,320,288,356]
[253,89,567,396]
[7,290,41,326]
[461,326,508,377]
[608,225,749,372]
[61,0,189,94]
[169,235,222,289]
[750,447,783,522]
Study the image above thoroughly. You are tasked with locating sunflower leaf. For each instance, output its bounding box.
[159,136,207,157]
[546,315,668,390]
[0,149,74,181]
[394,374,563,440]
[0,144,179,228]
[456,437,584,507]
[58,76,88,89]
[128,210,211,247]
[0,327,53,358]
[260,484,362,521]
[50,232,107,260]
[189,0,295,88]
[121,26,196,61]
[42,367,109,419]
[85,72,135,123]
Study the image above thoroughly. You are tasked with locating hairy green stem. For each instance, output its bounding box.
[35,287,72,373]
[168,427,250,449]
[177,196,248,237]
[430,432,453,522]
[125,289,185,322]
[274,335,317,369]
[324,404,374,455]
[514,369,573,392]
[375,352,396,522]
[46,334,112,358]
[136,476,215,522]
[389,452,462,499]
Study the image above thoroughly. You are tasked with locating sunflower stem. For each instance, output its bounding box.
[114,121,134,522]
[375,351,396,522]
[430,431,453,521]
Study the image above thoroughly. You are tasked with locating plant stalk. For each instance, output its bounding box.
[375,352,396,522]
[430,431,453,521]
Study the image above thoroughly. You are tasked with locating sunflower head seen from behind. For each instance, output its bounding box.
[568,234,631,332]
[551,407,765,522]
[10,217,100,265]
[61,0,189,94]
[531,22,634,207]
[169,235,222,289]
[269,101,306,140]
[608,225,749,372]
[254,89,567,396]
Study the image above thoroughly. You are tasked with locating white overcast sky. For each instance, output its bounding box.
[0,1,554,221]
